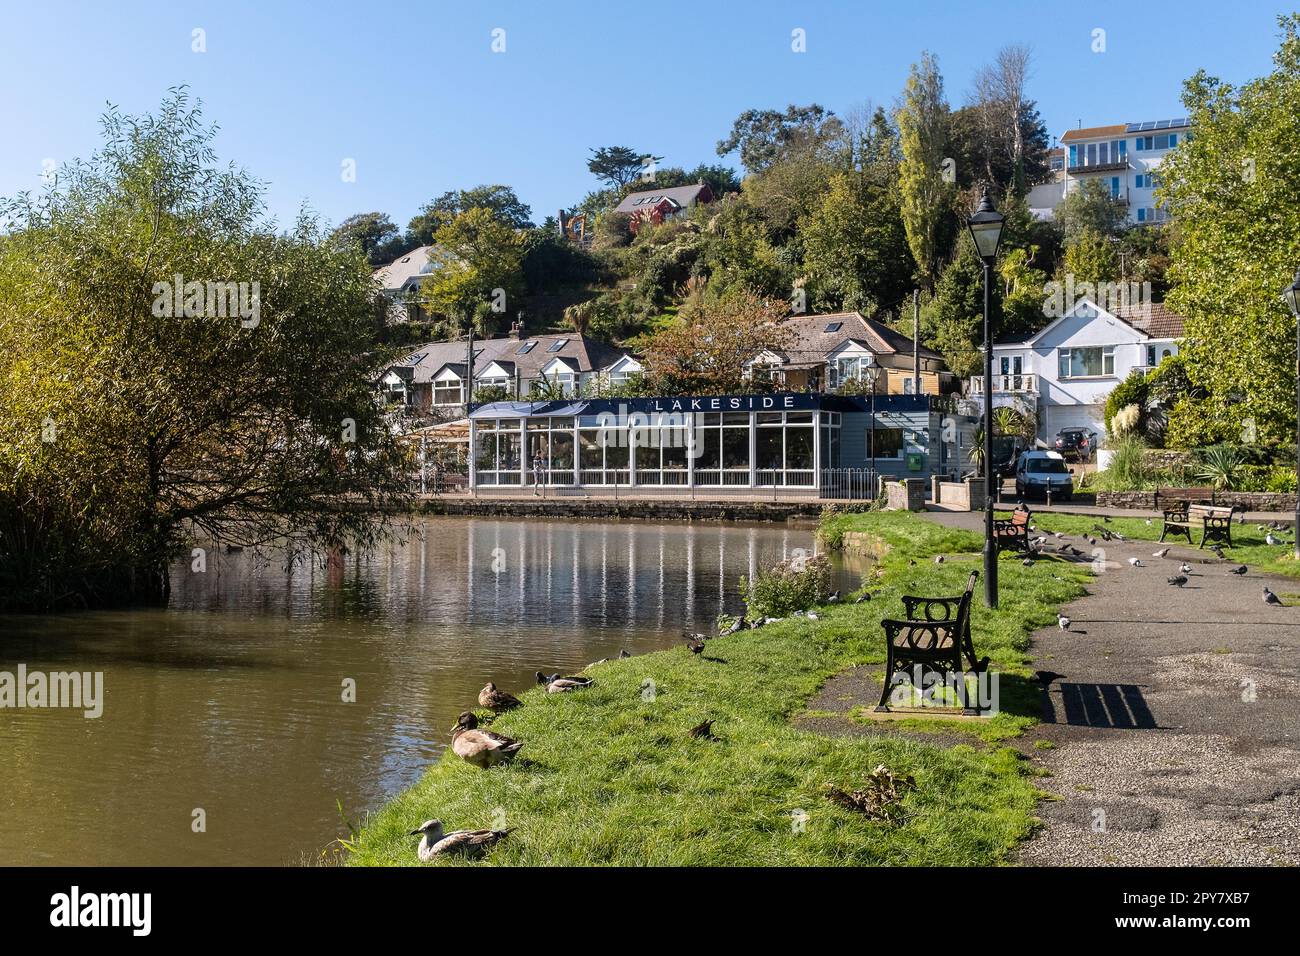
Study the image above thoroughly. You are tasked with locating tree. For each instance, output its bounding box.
[800,170,913,314]
[716,104,844,174]
[920,235,997,378]
[0,93,410,610]
[420,207,525,334]
[896,53,954,290]
[588,146,661,190]
[1161,14,1300,447]
[1055,178,1126,240]
[331,212,407,266]
[1061,228,1120,287]
[642,292,792,394]
[406,184,533,245]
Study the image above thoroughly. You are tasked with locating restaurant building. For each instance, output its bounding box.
[467,393,978,499]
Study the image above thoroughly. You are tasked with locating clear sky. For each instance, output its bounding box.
[0,0,1287,232]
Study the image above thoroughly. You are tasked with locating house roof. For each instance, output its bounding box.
[614,183,712,215]
[379,333,632,386]
[1111,300,1186,339]
[1060,124,1131,143]
[774,311,944,364]
[373,246,436,292]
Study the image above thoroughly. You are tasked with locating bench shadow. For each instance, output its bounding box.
[1041,681,1159,729]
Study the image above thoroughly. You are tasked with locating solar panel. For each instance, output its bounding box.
[1125,123,1141,132]
[1141,121,1156,131]
[1155,120,1170,129]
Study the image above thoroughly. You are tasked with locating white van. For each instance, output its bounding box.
[1014,450,1074,501]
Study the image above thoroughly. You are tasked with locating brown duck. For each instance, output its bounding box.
[409,819,513,860]
[450,711,523,767]
[478,681,521,712]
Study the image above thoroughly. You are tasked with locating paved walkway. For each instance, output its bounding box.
[922,509,1300,865]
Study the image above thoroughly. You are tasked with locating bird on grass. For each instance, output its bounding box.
[1103,516,1113,524]
[1022,558,1034,567]
[1266,532,1283,546]
[450,712,523,768]
[688,719,718,741]
[1228,566,1248,576]
[854,591,873,604]
[536,671,593,692]
[934,555,945,564]
[720,615,748,636]
[826,590,840,603]
[1057,613,1071,631]
[1167,574,1188,587]
[684,635,706,655]
[1144,518,1153,526]
[1263,587,1284,606]
[806,611,820,621]
[1112,531,1129,541]
[619,649,632,658]
[478,682,521,712]
[1152,547,1170,559]
[410,819,513,861]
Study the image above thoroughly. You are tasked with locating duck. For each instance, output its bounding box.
[477,681,521,712]
[450,711,523,767]
[535,671,593,692]
[409,819,513,861]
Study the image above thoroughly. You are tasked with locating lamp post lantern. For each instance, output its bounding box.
[1283,268,1300,560]
[967,188,1006,608]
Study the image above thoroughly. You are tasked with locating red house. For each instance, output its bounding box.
[613,182,714,234]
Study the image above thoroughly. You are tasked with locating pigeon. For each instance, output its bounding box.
[1067,546,1083,557]
[721,616,748,636]
[1263,587,1283,606]
[1211,545,1227,560]
[1086,536,1097,546]
[1053,531,1065,539]
[688,719,718,741]
[619,649,632,658]
[934,555,945,564]
[1167,575,1188,587]
[1022,558,1034,567]
[1057,613,1070,631]
[1112,531,1128,541]
[1103,516,1112,524]
[1034,670,1066,685]
[854,591,872,604]
[1266,533,1281,546]
[1152,547,1170,559]
[1228,566,1247,575]
[1128,558,1143,567]
[1145,518,1153,526]
[806,611,820,621]
[1180,563,1192,575]
[826,590,840,603]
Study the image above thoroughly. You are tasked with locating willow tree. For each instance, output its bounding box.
[0,92,410,609]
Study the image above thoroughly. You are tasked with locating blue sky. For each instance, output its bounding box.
[0,1,1286,232]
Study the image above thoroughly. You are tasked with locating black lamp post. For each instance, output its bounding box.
[1283,268,1300,560]
[966,188,1006,608]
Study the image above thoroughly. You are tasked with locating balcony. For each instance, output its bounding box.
[1067,160,1129,175]
[970,373,1038,394]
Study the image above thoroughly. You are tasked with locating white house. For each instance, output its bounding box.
[971,298,1185,443]
[1056,117,1190,226]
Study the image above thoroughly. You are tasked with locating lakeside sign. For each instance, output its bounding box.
[469,392,874,419]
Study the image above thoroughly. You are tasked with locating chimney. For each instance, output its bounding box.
[511,319,524,340]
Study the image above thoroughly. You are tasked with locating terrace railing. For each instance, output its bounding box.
[820,468,879,501]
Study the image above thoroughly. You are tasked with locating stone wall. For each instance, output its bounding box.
[885,479,926,512]
[1096,489,1298,512]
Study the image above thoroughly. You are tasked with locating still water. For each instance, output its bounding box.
[0,516,828,865]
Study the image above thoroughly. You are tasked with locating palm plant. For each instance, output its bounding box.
[1194,445,1246,491]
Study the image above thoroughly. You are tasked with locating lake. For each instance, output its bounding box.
[0,516,835,865]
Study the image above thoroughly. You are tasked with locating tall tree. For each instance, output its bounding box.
[331,212,404,266]
[896,53,954,291]
[587,146,661,190]
[406,184,533,245]
[642,292,792,395]
[716,104,844,174]
[0,94,410,610]
[420,206,526,335]
[1161,14,1300,447]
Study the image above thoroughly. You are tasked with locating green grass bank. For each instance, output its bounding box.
[346,511,1089,866]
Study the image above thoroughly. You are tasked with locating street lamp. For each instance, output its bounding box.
[967,187,1005,608]
[1283,268,1300,559]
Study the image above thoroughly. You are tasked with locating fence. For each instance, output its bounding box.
[819,468,879,501]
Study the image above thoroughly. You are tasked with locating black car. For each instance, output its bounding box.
[1053,427,1096,462]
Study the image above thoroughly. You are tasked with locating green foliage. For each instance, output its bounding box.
[1104,371,1152,434]
[1061,228,1119,286]
[421,207,525,330]
[715,104,843,174]
[741,553,833,619]
[1093,434,1152,491]
[1162,15,1300,448]
[587,146,661,190]
[897,52,954,289]
[1054,179,1127,240]
[0,92,410,609]
[407,185,534,245]
[330,212,406,266]
[921,235,995,378]
[1193,444,1249,490]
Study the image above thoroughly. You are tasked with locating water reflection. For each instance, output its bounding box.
[0,516,832,865]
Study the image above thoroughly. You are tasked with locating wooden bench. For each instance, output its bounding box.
[875,572,990,716]
[1160,502,1233,549]
[992,507,1031,553]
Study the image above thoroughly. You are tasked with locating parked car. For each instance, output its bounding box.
[991,435,1026,478]
[1015,451,1074,501]
[1053,427,1097,462]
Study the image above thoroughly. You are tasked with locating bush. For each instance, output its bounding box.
[1095,434,1152,490]
[1194,445,1248,490]
[741,553,832,619]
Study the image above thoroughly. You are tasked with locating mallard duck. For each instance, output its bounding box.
[450,711,523,767]
[478,681,521,712]
[409,819,513,861]
[534,671,592,692]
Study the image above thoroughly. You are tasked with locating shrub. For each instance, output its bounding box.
[1194,445,1247,491]
[1096,433,1151,490]
[741,553,832,619]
